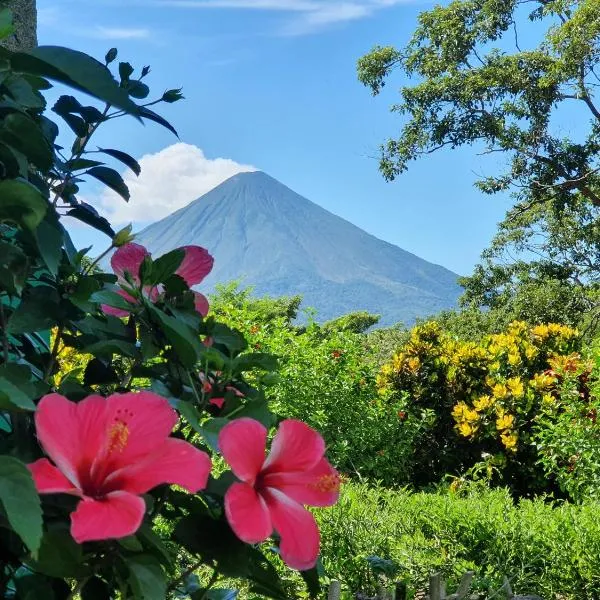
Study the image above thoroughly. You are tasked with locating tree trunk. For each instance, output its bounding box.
[0,0,37,52]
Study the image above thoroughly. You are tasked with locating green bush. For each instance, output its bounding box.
[315,482,600,599]
[377,320,583,494]
[210,284,419,483]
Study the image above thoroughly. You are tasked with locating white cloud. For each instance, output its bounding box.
[91,26,152,40]
[154,0,409,33]
[99,143,256,224]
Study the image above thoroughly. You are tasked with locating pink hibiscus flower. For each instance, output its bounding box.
[28,391,212,543]
[102,242,213,318]
[218,418,340,570]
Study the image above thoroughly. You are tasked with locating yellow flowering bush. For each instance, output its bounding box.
[378,320,583,493]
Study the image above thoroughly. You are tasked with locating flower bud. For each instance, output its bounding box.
[162,88,184,103]
[112,224,135,247]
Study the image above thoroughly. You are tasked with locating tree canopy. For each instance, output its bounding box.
[358,0,600,325]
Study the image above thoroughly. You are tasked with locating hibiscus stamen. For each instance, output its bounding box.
[310,473,340,493]
[108,409,132,453]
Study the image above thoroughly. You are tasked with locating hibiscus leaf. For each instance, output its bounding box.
[0,364,37,411]
[0,179,48,231]
[86,166,130,201]
[31,526,85,578]
[0,456,43,555]
[127,554,167,600]
[149,306,202,368]
[145,248,184,286]
[97,147,141,176]
[90,288,134,311]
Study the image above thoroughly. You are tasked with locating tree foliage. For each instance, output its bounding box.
[359,0,600,324]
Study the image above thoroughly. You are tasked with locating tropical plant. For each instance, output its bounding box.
[0,14,339,599]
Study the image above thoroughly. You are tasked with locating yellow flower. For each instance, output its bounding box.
[452,402,469,420]
[500,430,518,451]
[507,377,524,398]
[542,393,555,406]
[508,352,521,366]
[464,407,479,423]
[406,356,421,373]
[492,383,508,399]
[457,422,476,437]
[496,413,515,431]
[473,395,493,411]
[531,372,556,391]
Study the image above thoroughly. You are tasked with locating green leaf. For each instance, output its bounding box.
[30,527,85,578]
[0,112,53,170]
[233,352,278,373]
[210,323,247,355]
[198,417,229,453]
[60,112,88,136]
[119,61,134,82]
[127,555,167,600]
[0,179,47,231]
[5,76,45,109]
[146,248,184,286]
[0,364,37,411]
[149,306,202,368]
[90,288,134,311]
[138,106,178,137]
[83,339,138,358]
[105,48,118,65]
[67,205,115,238]
[10,46,139,115]
[86,166,130,201]
[97,147,141,175]
[299,565,322,599]
[0,240,28,294]
[126,80,150,99]
[35,211,63,276]
[66,157,105,171]
[173,514,254,578]
[0,456,43,554]
[8,286,60,333]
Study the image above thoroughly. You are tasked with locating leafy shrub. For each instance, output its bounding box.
[210,284,420,484]
[0,30,338,599]
[377,320,583,494]
[535,343,600,502]
[316,482,600,599]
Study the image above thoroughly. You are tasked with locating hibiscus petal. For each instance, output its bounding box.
[175,246,214,286]
[106,438,212,495]
[28,458,80,495]
[101,304,131,318]
[193,292,210,317]
[209,397,225,409]
[263,488,320,571]
[35,394,83,489]
[111,243,149,284]
[218,418,267,483]
[263,420,325,474]
[263,458,340,507]
[93,391,179,473]
[71,491,146,543]
[225,482,272,544]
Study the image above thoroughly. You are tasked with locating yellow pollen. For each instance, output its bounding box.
[108,420,130,453]
[310,474,340,493]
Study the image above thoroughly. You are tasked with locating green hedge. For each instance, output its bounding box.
[314,483,600,599]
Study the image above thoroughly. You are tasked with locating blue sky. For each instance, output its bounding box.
[38,0,515,276]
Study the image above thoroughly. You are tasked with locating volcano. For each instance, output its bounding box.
[136,171,461,326]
